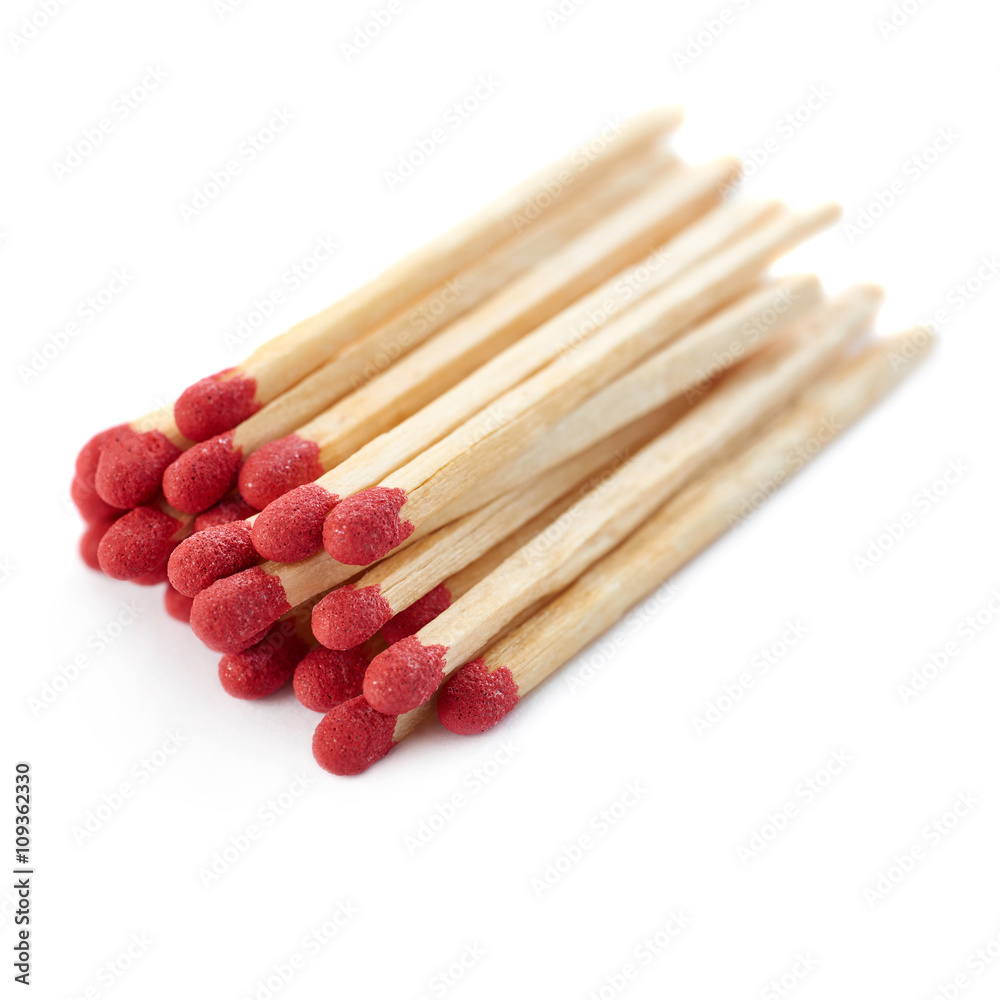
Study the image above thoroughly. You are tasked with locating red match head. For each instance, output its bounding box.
[218,619,308,699]
[362,635,448,716]
[193,494,257,532]
[322,487,414,566]
[71,475,121,525]
[163,584,195,623]
[97,505,183,581]
[167,519,258,597]
[237,435,325,510]
[162,432,242,514]
[293,645,369,712]
[312,696,397,776]
[251,483,339,563]
[174,369,260,442]
[437,659,520,735]
[190,566,291,653]
[311,584,394,651]
[381,584,452,646]
[75,424,129,487]
[95,428,183,509]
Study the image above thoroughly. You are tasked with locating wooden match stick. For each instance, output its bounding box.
[245,191,777,562]
[359,286,880,715]
[207,271,809,596]
[322,206,837,567]
[159,148,677,513]
[435,326,935,732]
[448,274,820,515]
[233,158,740,512]
[170,108,684,441]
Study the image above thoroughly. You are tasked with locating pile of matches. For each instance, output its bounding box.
[72,107,931,775]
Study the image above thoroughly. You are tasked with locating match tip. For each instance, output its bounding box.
[167,519,257,597]
[193,494,257,532]
[312,696,397,776]
[293,645,369,712]
[75,424,129,486]
[363,635,448,716]
[162,432,242,514]
[95,428,183,509]
[97,505,183,581]
[322,487,414,566]
[437,660,519,735]
[163,584,194,623]
[381,584,452,646]
[71,475,121,525]
[190,566,291,653]
[251,483,339,563]
[217,621,307,699]
[311,584,394,650]
[237,435,324,511]
[174,369,259,442]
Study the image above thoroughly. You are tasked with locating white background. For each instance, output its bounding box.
[4,0,1000,997]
